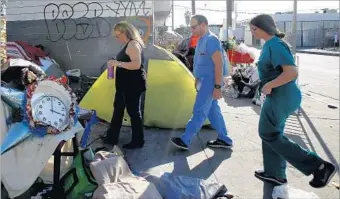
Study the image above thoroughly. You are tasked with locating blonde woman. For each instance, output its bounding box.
[101,21,147,149]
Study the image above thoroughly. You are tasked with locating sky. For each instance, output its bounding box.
[165,1,340,28]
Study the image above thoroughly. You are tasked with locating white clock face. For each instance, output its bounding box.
[33,96,68,130]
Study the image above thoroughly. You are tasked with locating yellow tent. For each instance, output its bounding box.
[79,45,203,129]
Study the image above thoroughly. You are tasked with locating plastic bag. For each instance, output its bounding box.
[272,185,320,199]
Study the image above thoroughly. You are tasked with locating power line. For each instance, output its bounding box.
[173,4,339,14]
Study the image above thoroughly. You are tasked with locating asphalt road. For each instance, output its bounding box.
[297,53,339,101]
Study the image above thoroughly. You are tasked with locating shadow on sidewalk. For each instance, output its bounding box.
[299,108,340,172]
[123,129,233,181]
[283,108,339,173]
[222,96,261,115]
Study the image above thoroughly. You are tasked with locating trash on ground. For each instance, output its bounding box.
[328,104,338,109]
[272,185,320,199]
[145,172,231,199]
[331,181,340,189]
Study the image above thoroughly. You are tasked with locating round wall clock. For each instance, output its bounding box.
[26,76,77,135]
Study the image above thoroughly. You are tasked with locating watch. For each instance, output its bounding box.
[214,84,222,89]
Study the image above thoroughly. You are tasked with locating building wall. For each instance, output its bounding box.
[6,1,156,76]
[241,13,339,48]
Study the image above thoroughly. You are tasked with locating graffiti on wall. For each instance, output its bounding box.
[125,16,152,44]
[44,1,152,42]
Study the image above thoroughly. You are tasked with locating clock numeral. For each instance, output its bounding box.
[39,105,43,109]
[59,119,63,122]
[61,107,65,111]
[42,101,45,104]
[39,111,42,115]
[58,102,61,106]
[43,117,46,121]
[54,122,58,126]
[47,98,50,101]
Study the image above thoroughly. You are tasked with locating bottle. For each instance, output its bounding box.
[107,63,114,79]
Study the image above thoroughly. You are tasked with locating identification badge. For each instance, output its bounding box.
[196,80,202,92]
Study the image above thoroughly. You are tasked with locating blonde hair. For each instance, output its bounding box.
[113,21,145,48]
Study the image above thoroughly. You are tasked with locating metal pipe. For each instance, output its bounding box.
[172,0,174,30]
[1,0,7,66]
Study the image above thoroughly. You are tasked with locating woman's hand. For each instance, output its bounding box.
[107,60,115,67]
[107,60,120,67]
[262,82,273,95]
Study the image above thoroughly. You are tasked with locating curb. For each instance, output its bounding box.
[296,50,339,57]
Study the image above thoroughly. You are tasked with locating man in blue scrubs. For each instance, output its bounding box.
[170,15,233,150]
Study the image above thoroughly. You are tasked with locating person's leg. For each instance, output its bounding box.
[105,90,126,145]
[206,100,233,148]
[257,95,335,187]
[170,78,214,149]
[124,91,144,149]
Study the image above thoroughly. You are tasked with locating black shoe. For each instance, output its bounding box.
[123,141,144,149]
[207,139,233,149]
[255,170,288,186]
[309,161,336,188]
[100,134,115,145]
[170,137,189,150]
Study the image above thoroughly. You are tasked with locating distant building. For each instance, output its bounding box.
[209,24,223,36]
[239,12,339,48]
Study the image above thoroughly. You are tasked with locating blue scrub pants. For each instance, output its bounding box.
[181,77,233,146]
[259,82,323,179]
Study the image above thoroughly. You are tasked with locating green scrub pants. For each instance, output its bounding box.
[258,82,323,179]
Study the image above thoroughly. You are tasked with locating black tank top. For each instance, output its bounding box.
[115,40,146,92]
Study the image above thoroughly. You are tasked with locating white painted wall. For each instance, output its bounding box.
[244,25,253,46]
[6,1,153,21]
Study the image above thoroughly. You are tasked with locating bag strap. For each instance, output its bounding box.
[60,168,79,196]
[80,150,97,185]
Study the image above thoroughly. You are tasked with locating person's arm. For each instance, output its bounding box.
[267,42,298,89]
[207,37,223,86]
[118,41,142,70]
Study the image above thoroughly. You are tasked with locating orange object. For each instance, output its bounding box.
[189,35,199,48]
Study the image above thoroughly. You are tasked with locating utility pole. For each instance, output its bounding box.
[172,0,174,30]
[191,0,196,15]
[225,0,233,40]
[292,0,297,56]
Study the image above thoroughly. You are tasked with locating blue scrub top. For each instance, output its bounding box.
[193,31,228,79]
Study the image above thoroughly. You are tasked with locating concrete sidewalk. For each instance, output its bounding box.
[297,48,339,57]
[90,94,340,199]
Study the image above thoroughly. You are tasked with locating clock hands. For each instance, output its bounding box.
[50,109,62,115]
[50,97,54,113]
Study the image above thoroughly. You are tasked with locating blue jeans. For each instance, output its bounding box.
[181,77,233,146]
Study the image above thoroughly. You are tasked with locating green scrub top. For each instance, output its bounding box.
[258,36,302,126]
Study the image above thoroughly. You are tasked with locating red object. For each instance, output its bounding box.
[189,35,199,48]
[227,50,254,64]
[15,41,48,65]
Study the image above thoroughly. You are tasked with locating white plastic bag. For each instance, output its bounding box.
[272,185,320,199]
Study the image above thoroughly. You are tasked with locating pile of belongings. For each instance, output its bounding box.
[4,41,64,79]
[58,147,162,199]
